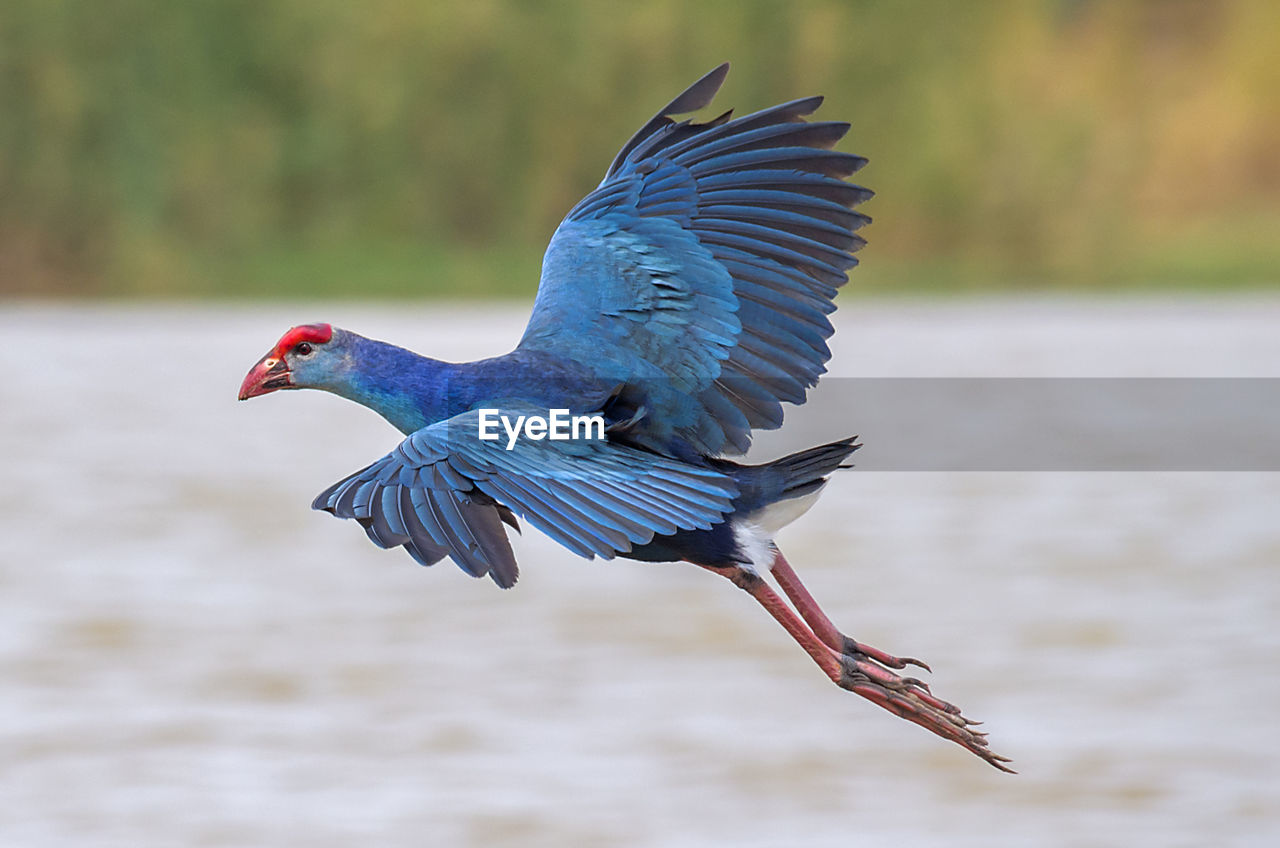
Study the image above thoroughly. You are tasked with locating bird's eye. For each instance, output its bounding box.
[295,342,313,356]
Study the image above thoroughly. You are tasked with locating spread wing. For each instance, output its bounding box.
[518,63,871,456]
[312,406,738,588]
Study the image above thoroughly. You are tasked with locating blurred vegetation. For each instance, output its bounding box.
[1,0,1277,298]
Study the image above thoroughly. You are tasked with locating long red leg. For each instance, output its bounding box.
[704,564,846,682]
[771,549,928,671]
[704,562,1014,773]
[769,548,956,707]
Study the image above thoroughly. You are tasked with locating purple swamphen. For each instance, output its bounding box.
[239,64,1011,771]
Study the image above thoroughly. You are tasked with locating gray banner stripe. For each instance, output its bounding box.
[746,378,1280,471]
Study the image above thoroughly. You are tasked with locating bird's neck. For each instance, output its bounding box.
[334,335,463,434]
[327,333,611,436]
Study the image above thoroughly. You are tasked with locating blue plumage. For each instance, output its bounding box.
[521,70,868,456]
[312,404,740,588]
[241,63,874,583]
[238,65,1013,771]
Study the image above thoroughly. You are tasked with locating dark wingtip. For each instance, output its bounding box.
[665,63,730,116]
[311,488,337,511]
[489,569,519,590]
[606,64,733,178]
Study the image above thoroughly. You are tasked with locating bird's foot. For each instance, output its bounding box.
[841,635,930,672]
[837,641,1016,774]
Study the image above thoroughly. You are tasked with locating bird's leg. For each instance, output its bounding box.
[704,564,847,682]
[769,548,928,671]
[703,561,1015,773]
[767,548,975,717]
[770,547,1005,738]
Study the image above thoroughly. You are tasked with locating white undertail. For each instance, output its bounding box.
[731,485,825,575]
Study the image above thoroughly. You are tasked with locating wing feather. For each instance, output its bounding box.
[315,407,737,586]
[518,65,870,456]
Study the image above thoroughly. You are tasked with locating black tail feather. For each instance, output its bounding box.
[770,435,860,497]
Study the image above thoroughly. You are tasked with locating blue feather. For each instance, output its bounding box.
[279,65,867,584]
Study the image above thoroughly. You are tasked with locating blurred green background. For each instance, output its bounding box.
[1,0,1277,299]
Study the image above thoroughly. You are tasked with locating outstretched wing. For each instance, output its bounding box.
[518,63,871,457]
[312,406,738,588]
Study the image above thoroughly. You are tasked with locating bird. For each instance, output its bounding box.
[238,63,1011,772]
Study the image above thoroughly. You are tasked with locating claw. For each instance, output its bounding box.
[841,652,960,716]
[721,556,1014,772]
[838,642,1013,772]
[842,637,931,672]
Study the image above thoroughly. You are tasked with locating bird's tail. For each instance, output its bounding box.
[764,436,860,500]
[725,436,860,536]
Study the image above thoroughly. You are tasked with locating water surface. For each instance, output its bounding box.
[2,297,1278,846]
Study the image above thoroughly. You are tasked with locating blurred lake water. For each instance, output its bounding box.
[1,296,1278,847]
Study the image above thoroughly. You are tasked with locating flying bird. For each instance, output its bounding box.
[239,64,1011,771]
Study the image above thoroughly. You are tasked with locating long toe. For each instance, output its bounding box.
[841,635,931,672]
[838,645,1015,773]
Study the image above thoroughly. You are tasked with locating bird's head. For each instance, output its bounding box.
[238,323,345,400]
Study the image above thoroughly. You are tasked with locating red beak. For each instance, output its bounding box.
[238,353,292,400]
